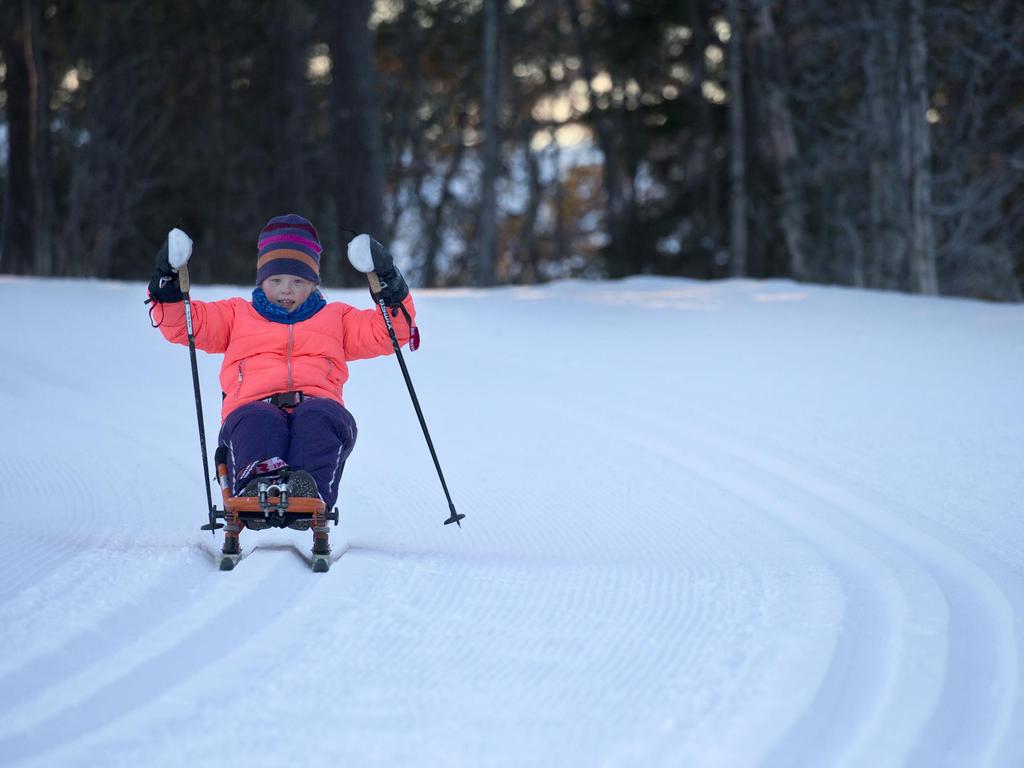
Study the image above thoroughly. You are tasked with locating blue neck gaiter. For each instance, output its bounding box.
[252,287,326,324]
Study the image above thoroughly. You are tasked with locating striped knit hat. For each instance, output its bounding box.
[256,214,322,285]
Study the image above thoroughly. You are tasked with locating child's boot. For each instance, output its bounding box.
[283,470,320,530]
[220,524,242,571]
[285,470,319,498]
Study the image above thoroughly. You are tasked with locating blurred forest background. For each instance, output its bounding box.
[0,0,1022,299]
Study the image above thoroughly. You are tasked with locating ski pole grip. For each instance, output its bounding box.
[179,264,191,293]
[367,271,382,295]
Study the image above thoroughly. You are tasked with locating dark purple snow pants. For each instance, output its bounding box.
[218,398,357,509]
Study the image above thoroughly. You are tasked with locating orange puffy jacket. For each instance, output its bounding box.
[153,293,416,422]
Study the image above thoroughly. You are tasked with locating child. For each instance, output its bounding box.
[147,213,415,519]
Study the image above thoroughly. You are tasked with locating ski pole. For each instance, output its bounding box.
[368,271,465,527]
[178,264,221,534]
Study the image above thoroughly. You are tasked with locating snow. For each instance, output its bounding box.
[0,275,1022,767]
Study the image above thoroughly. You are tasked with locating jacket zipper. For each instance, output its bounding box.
[287,326,294,392]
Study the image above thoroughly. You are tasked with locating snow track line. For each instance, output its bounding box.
[684,414,1022,767]
[0,458,105,604]
[623,402,1017,765]
[0,548,200,717]
[514,399,871,761]
[546,391,1003,765]
[291,553,767,767]
[1,393,197,606]
[0,548,310,764]
[609,420,907,764]
[711,413,1024,767]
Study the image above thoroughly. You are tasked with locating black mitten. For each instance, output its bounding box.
[376,264,409,308]
[147,242,183,303]
[366,237,409,308]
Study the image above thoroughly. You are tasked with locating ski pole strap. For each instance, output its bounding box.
[146,300,165,328]
[394,303,419,351]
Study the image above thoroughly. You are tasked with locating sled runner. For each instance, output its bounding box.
[207,446,339,572]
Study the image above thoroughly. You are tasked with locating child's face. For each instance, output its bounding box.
[261,275,315,311]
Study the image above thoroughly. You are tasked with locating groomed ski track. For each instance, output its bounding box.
[0,276,1021,767]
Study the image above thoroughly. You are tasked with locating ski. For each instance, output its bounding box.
[219,552,243,571]
[216,544,332,572]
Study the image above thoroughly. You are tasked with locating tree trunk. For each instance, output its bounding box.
[552,145,570,269]
[421,133,467,288]
[26,0,52,275]
[906,0,938,294]
[863,5,898,289]
[384,3,425,244]
[267,2,309,216]
[510,127,543,282]
[753,0,806,280]
[477,0,500,286]
[0,0,41,275]
[689,0,721,261]
[330,0,385,286]
[839,207,867,288]
[727,0,747,277]
[568,0,628,277]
